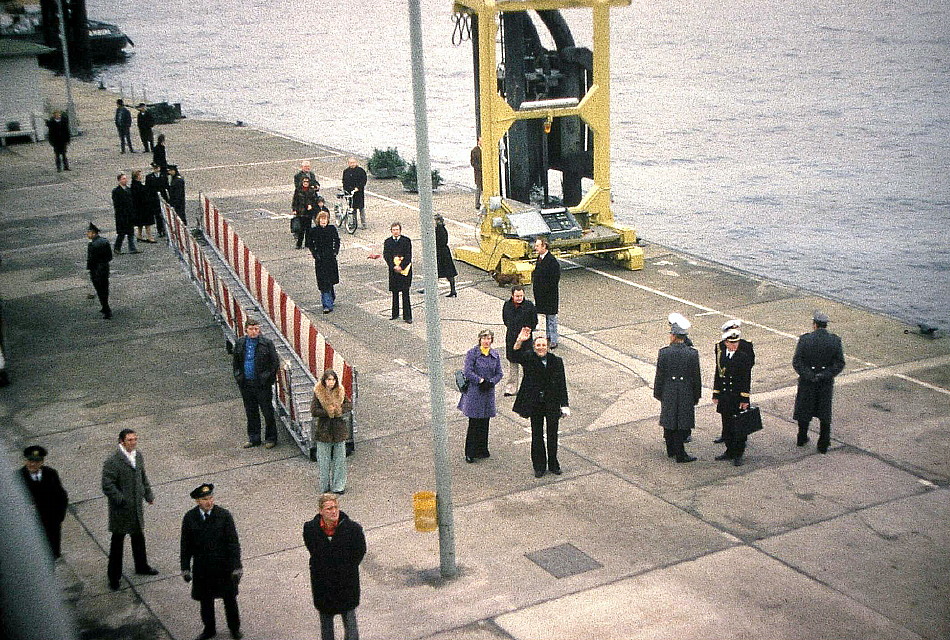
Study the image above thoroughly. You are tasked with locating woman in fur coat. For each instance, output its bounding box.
[310,370,353,494]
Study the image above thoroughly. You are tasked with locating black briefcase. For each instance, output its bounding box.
[736,406,763,435]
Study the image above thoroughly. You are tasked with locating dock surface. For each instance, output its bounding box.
[1,73,948,640]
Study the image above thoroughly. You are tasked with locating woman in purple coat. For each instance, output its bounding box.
[458,329,504,463]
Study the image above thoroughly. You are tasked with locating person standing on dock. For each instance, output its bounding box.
[307,209,341,313]
[654,320,702,463]
[502,286,538,397]
[136,103,155,152]
[793,311,845,453]
[19,445,69,559]
[167,165,187,225]
[532,237,561,349]
[45,110,71,172]
[146,162,168,238]
[233,318,280,449]
[383,222,412,323]
[341,157,368,230]
[112,173,139,254]
[292,177,319,250]
[712,325,755,466]
[511,328,570,478]
[153,134,168,174]
[434,214,457,297]
[295,160,319,191]
[114,99,135,153]
[180,483,244,640]
[471,137,482,210]
[86,222,112,319]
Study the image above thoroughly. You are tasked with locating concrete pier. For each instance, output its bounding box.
[1,73,948,640]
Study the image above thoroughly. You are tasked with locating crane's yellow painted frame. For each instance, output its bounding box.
[452,0,643,280]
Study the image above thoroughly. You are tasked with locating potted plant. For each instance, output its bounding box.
[368,147,406,179]
[400,161,444,193]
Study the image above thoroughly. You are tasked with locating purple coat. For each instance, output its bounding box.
[457,346,503,419]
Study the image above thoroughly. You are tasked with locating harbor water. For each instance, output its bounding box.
[89,0,950,330]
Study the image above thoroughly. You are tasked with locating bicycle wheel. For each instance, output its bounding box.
[334,204,344,228]
[344,208,359,234]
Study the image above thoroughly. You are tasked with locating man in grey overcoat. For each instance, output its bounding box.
[793,311,845,453]
[654,320,702,462]
[101,428,157,590]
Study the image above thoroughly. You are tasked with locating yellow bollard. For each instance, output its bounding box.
[413,491,437,532]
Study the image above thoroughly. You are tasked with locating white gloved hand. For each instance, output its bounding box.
[560,406,571,417]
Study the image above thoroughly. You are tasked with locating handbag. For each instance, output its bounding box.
[736,406,763,435]
[455,370,469,393]
[291,216,303,235]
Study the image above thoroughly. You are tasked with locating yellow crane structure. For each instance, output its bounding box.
[452,0,643,284]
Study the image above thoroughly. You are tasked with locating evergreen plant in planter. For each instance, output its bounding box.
[368,147,407,178]
[400,161,444,193]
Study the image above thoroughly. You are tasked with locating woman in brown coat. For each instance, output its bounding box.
[310,370,353,494]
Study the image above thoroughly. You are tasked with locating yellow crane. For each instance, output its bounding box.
[452,0,643,284]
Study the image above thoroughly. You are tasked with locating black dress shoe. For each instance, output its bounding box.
[465,456,475,463]
[390,315,399,320]
[109,581,120,591]
[405,318,413,324]
[714,452,733,461]
[230,630,243,640]
[534,470,545,478]
[195,630,216,640]
[549,467,563,475]
[817,444,828,454]
[713,437,725,444]
[675,455,697,463]
[733,456,745,466]
[135,566,159,576]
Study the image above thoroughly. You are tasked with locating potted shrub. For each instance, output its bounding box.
[400,161,444,193]
[368,147,406,179]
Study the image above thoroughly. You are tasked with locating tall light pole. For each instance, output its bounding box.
[54,0,79,136]
[407,0,457,578]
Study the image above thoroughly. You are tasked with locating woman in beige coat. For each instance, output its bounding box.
[310,370,353,494]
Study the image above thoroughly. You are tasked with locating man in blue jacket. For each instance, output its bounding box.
[232,319,281,449]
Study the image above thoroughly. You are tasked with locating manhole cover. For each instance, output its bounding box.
[525,543,602,579]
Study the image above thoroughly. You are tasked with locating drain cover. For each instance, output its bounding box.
[525,543,602,579]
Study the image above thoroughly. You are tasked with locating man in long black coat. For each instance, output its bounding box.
[112,173,138,254]
[532,237,561,348]
[512,328,570,477]
[793,311,845,453]
[501,286,538,396]
[167,165,187,224]
[45,110,71,172]
[145,162,168,238]
[712,326,755,465]
[342,157,368,229]
[114,99,134,153]
[383,222,413,323]
[136,103,155,152]
[19,445,69,559]
[86,222,113,319]
[654,321,702,462]
[180,483,243,640]
[232,318,281,448]
[303,493,366,640]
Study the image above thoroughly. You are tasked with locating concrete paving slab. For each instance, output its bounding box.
[72,588,173,640]
[494,546,924,640]
[758,489,950,640]
[662,449,929,540]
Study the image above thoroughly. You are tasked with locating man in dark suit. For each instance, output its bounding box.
[232,318,281,449]
[112,173,138,254]
[502,285,538,396]
[342,157,368,229]
[512,328,570,477]
[19,445,69,559]
[101,428,158,590]
[181,484,244,640]
[145,162,168,238]
[86,222,113,319]
[45,110,71,172]
[793,311,846,453]
[654,320,702,463]
[383,222,413,323]
[712,325,755,465]
[136,103,155,152]
[114,98,134,153]
[532,237,561,348]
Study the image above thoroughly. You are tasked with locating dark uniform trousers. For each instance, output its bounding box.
[108,529,148,585]
[663,429,690,459]
[201,594,240,635]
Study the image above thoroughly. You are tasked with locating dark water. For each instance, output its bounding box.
[89,0,950,331]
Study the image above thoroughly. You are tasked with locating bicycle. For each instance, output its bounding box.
[334,190,359,235]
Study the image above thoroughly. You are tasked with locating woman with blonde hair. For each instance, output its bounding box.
[310,370,353,494]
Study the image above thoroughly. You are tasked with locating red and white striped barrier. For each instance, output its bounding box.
[199,194,355,397]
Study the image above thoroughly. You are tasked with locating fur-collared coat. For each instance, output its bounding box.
[311,382,353,443]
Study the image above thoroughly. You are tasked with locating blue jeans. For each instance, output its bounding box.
[544,313,559,346]
[315,440,347,493]
[320,608,358,640]
[321,287,336,311]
